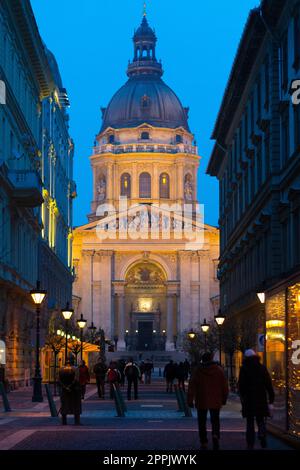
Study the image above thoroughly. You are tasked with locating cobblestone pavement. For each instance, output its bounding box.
[0,374,294,451]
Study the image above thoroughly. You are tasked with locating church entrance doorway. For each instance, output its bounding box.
[124,260,168,351]
[137,321,153,350]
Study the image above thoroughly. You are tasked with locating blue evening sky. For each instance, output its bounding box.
[31,0,258,227]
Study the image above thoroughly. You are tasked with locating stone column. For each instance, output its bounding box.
[117,294,126,351]
[166,294,175,351]
[112,281,126,351]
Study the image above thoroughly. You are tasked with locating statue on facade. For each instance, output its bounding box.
[184,174,193,201]
[96,176,106,201]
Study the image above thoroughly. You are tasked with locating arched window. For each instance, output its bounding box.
[141,131,150,140]
[108,134,115,144]
[120,173,131,198]
[139,172,151,198]
[159,173,170,199]
[176,134,183,143]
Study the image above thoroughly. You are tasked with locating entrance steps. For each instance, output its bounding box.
[106,350,188,367]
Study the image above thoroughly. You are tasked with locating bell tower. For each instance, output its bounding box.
[88,14,200,222]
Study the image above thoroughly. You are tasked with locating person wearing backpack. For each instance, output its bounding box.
[93,358,107,399]
[106,361,121,399]
[124,357,141,400]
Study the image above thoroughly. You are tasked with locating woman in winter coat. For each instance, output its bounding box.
[238,349,275,450]
[78,360,90,399]
[59,358,82,425]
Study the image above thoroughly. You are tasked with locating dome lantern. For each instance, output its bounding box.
[128,16,162,78]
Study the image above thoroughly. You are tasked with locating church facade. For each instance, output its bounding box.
[73,15,219,353]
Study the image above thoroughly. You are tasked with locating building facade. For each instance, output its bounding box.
[73,15,219,355]
[207,0,300,439]
[0,0,74,386]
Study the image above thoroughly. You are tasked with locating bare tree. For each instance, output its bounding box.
[45,316,65,395]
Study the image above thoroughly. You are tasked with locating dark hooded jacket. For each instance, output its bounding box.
[187,361,229,409]
[238,355,275,418]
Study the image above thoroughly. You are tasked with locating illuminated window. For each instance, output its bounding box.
[159,173,170,199]
[266,291,286,429]
[139,172,151,198]
[120,173,131,198]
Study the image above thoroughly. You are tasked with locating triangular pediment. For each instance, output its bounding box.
[74,204,217,234]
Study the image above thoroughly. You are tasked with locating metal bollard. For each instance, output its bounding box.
[113,384,125,417]
[0,382,11,412]
[174,384,183,412]
[45,384,58,417]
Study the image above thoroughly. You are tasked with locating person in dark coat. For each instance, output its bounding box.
[117,359,126,386]
[79,360,90,399]
[238,349,275,450]
[124,358,141,400]
[183,359,191,380]
[176,362,186,391]
[163,360,176,393]
[144,359,153,384]
[59,358,82,425]
[188,352,229,450]
[93,359,107,399]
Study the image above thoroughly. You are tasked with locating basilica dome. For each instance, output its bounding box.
[100,16,189,133]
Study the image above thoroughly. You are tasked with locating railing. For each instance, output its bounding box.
[93,143,198,156]
[8,169,42,190]
[7,169,43,207]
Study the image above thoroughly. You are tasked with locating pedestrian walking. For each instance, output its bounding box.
[163,360,176,393]
[93,358,107,399]
[59,358,82,425]
[183,359,191,380]
[117,359,126,386]
[78,360,90,399]
[238,349,275,450]
[176,362,186,391]
[144,359,153,384]
[106,361,121,399]
[187,352,229,450]
[124,357,141,400]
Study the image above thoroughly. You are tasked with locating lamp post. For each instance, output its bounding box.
[77,313,87,361]
[30,281,46,402]
[187,329,196,340]
[88,321,97,344]
[61,302,74,363]
[257,291,266,364]
[214,310,226,365]
[201,319,210,351]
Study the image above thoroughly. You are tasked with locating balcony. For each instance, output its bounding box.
[93,142,198,156]
[8,169,43,207]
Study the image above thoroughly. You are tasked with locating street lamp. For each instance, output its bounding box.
[30,281,46,402]
[77,313,87,361]
[61,302,74,363]
[215,309,226,365]
[201,319,210,351]
[187,329,196,340]
[257,292,265,304]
